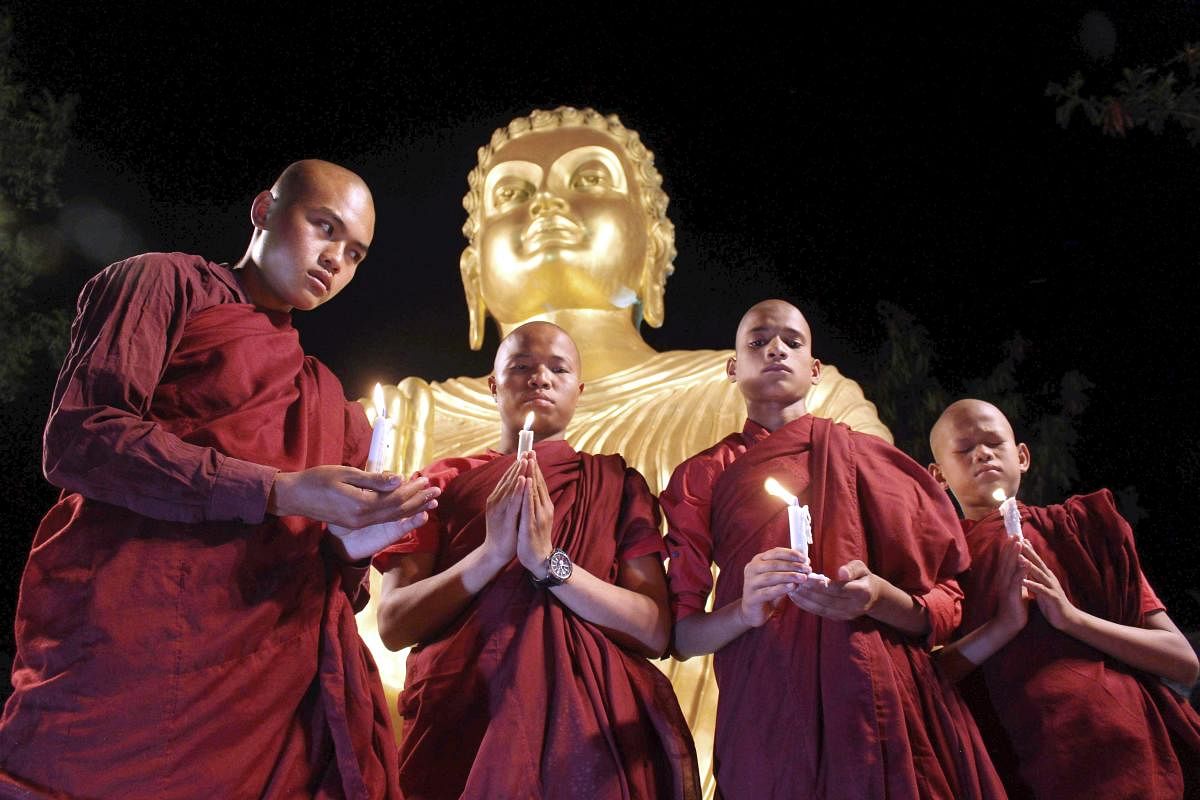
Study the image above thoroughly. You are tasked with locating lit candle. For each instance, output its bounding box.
[517,411,535,456]
[366,383,395,473]
[991,488,1024,541]
[765,478,828,585]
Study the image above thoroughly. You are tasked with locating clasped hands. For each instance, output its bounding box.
[480,452,555,577]
[269,465,441,562]
[992,535,1077,634]
[738,547,884,628]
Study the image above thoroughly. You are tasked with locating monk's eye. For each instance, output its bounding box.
[570,165,614,192]
[493,180,533,211]
[786,339,802,348]
[748,339,765,348]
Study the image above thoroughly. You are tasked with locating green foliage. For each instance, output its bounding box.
[1048,43,1200,142]
[867,301,1092,507]
[0,14,75,402]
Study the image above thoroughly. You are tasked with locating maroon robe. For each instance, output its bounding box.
[374,440,700,800]
[0,254,399,799]
[663,415,1006,799]
[956,492,1200,799]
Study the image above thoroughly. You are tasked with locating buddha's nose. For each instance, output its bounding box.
[530,191,569,217]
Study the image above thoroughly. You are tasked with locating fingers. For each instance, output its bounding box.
[345,468,405,492]
[837,559,869,583]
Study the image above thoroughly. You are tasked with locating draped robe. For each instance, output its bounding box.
[376,440,699,800]
[0,285,399,800]
[663,415,1006,800]
[956,492,1200,799]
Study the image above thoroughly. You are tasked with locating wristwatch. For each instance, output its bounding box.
[531,548,573,588]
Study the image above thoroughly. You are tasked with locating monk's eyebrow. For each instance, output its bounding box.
[747,326,806,340]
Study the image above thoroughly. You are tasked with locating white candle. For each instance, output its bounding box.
[517,411,535,456]
[366,383,395,473]
[991,488,1024,541]
[765,478,828,584]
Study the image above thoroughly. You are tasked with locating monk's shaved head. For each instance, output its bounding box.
[735,299,813,348]
[929,398,1014,458]
[494,321,581,372]
[272,159,373,212]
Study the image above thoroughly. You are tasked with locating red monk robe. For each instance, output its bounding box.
[663,415,1006,800]
[0,254,399,800]
[953,492,1200,799]
[374,439,700,800]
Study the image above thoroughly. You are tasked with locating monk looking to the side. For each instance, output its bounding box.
[374,321,699,800]
[662,299,1005,799]
[928,399,1200,799]
[0,160,437,799]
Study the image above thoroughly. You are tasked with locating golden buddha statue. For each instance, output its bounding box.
[357,107,890,797]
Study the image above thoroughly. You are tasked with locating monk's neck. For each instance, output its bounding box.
[496,427,568,454]
[960,501,999,522]
[745,398,810,432]
[498,309,657,383]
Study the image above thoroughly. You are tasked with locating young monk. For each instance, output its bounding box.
[662,299,1006,799]
[374,321,700,800]
[0,160,438,799]
[928,398,1200,799]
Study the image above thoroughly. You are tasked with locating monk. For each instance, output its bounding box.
[928,399,1200,799]
[0,160,439,799]
[374,321,699,800]
[662,299,1006,799]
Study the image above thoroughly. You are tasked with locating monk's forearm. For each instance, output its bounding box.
[1059,609,1200,686]
[377,547,507,650]
[935,618,1023,681]
[866,575,931,638]
[549,568,669,657]
[672,602,753,659]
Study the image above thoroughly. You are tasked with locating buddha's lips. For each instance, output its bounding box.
[522,215,584,250]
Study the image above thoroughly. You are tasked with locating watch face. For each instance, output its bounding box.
[548,549,573,581]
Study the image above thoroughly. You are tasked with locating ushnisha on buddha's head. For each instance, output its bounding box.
[460,107,676,349]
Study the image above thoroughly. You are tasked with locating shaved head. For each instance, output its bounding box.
[735,299,813,348]
[272,159,373,215]
[929,398,1014,459]
[494,321,581,372]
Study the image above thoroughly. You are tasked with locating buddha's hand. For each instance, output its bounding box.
[738,548,810,628]
[516,453,555,575]
[481,456,524,567]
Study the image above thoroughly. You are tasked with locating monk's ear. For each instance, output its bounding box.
[726,356,737,383]
[487,374,498,401]
[250,190,275,230]
[576,381,585,398]
[1017,442,1031,474]
[927,462,950,491]
[811,358,822,385]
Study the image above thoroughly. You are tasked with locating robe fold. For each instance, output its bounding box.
[376,440,699,800]
[0,288,399,800]
[956,492,1200,800]
[663,415,1006,800]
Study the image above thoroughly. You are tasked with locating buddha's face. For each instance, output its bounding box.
[476,128,649,322]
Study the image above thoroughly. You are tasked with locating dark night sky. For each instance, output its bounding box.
[2,2,1199,651]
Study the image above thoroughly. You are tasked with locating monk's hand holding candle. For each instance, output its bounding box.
[516,453,555,577]
[321,472,442,562]
[1019,540,1076,631]
[789,560,931,638]
[738,548,811,628]
[480,455,527,569]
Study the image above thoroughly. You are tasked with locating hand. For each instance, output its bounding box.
[993,537,1030,634]
[327,511,431,562]
[517,453,555,574]
[788,559,880,621]
[739,547,810,628]
[269,466,439,529]
[1020,540,1078,631]
[481,456,525,567]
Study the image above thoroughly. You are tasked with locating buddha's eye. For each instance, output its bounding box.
[571,164,613,192]
[492,180,533,211]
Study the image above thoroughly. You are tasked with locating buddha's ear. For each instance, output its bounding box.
[460,246,487,351]
[638,219,675,329]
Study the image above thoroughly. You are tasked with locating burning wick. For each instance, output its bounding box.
[991,488,1024,541]
[764,478,828,585]
[517,411,535,456]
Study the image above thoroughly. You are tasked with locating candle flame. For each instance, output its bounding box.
[991,488,1007,503]
[372,383,386,418]
[522,411,535,431]
[764,477,798,505]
